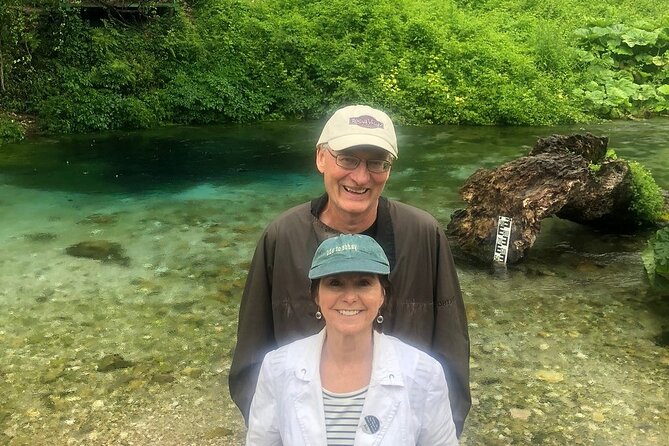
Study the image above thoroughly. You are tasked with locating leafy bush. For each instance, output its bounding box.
[572,23,669,118]
[0,114,26,145]
[1,0,668,132]
[642,226,669,288]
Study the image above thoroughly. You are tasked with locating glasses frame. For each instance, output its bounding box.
[325,148,393,174]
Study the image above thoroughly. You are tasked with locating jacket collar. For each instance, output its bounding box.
[292,328,404,388]
[293,328,326,382]
[370,330,404,387]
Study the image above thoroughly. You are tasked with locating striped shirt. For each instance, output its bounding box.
[322,386,368,445]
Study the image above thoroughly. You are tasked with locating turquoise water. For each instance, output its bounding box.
[1,119,667,445]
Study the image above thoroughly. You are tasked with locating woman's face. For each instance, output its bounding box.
[316,272,384,337]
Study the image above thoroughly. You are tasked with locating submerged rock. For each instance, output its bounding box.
[510,407,531,421]
[535,370,565,383]
[78,213,119,225]
[65,240,130,266]
[24,232,58,242]
[97,354,133,372]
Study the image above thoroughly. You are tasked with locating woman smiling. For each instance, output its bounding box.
[246,234,458,445]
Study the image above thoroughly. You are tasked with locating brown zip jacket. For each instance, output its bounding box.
[229,195,471,436]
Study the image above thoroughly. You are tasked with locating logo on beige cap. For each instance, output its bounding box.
[349,115,384,129]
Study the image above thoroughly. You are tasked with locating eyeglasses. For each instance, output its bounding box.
[326,149,393,174]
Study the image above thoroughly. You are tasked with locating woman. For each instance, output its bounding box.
[246,234,458,445]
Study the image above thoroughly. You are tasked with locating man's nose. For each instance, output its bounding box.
[349,161,371,183]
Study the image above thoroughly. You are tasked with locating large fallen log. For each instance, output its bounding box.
[446,133,637,264]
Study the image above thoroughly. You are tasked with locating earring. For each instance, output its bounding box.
[315,310,323,320]
[376,314,384,324]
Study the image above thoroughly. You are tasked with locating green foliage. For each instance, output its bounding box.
[0,1,41,104]
[0,113,26,145]
[587,148,664,226]
[605,148,618,160]
[588,162,602,173]
[642,227,669,288]
[572,23,669,118]
[1,0,668,132]
[628,161,665,225]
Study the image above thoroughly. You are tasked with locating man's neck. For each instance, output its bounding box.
[319,201,378,234]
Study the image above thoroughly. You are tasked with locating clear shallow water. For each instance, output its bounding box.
[0,119,668,445]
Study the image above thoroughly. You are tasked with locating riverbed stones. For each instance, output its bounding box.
[510,407,532,421]
[131,277,162,296]
[96,354,133,372]
[78,213,119,225]
[535,370,565,383]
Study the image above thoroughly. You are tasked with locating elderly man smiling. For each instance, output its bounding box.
[229,104,471,437]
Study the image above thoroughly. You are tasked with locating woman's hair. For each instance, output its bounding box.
[310,274,392,319]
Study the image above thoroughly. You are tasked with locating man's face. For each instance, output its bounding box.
[316,145,392,220]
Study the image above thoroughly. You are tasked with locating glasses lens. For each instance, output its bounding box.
[336,154,361,170]
[367,160,391,173]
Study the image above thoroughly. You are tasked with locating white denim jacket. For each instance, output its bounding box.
[246,329,459,446]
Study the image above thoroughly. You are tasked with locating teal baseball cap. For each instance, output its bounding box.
[309,234,390,279]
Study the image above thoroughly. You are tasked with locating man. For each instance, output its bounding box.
[229,104,470,436]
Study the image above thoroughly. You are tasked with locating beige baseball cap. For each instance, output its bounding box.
[317,105,398,158]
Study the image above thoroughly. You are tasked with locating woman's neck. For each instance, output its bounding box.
[320,329,374,393]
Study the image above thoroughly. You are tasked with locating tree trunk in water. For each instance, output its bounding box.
[446,134,637,265]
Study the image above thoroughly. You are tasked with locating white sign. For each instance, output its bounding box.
[493,216,513,264]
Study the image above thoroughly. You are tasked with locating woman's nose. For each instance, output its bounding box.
[341,288,359,302]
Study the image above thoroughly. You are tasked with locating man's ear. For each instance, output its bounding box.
[316,146,326,174]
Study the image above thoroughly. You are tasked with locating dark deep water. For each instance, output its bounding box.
[1,119,667,445]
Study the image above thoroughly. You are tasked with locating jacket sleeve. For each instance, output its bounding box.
[245,353,282,446]
[418,364,459,446]
[229,229,277,424]
[433,228,471,437]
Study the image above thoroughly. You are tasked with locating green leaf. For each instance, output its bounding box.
[642,241,656,279]
[622,29,659,47]
[611,45,634,56]
[651,55,668,67]
[653,228,669,279]
[633,84,657,101]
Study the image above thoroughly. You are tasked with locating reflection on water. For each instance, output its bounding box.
[0,119,668,445]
